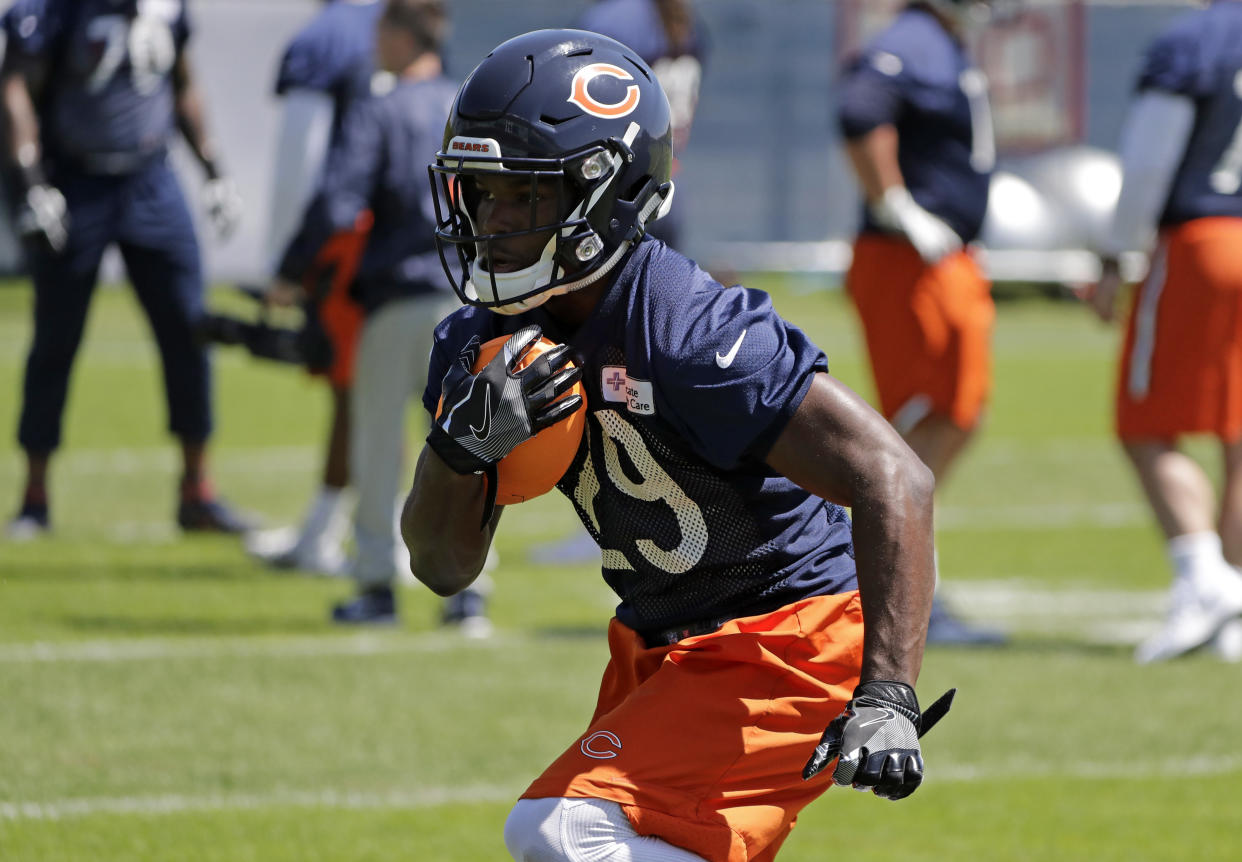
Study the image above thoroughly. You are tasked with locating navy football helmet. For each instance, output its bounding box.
[430,29,674,315]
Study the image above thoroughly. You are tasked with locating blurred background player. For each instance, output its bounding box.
[272,0,489,631]
[836,0,1005,645]
[3,0,247,539]
[1086,0,1242,663]
[530,0,709,566]
[245,0,385,575]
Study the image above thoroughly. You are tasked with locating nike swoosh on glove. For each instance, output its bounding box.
[802,680,956,801]
[427,325,582,523]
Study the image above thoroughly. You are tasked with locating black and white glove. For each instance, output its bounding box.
[16,182,69,254]
[802,681,956,801]
[869,186,962,265]
[203,176,242,241]
[427,325,582,521]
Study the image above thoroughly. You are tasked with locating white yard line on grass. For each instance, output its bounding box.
[4,755,1241,822]
[0,583,1167,665]
[0,632,525,664]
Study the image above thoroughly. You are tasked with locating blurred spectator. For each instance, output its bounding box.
[1086,0,1242,663]
[273,0,490,632]
[3,0,248,539]
[836,0,1005,645]
[244,0,385,575]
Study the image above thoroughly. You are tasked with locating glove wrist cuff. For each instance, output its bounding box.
[426,425,489,476]
[854,679,921,725]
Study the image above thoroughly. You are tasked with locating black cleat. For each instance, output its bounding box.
[331,587,398,625]
[177,497,255,534]
[926,595,1008,647]
[7,500,49,541]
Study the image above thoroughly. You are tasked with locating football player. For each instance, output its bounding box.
[3,0,248,538]
[1087,0,1242,663]
[403,29,945,861]
[245,0,385,575]
[275,0,484,629]
[836,0,1006,645]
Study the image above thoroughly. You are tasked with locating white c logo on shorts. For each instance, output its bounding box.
[580,730,623,759]
[568,63,641,119]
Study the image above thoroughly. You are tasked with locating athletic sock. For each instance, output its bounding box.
[296,486,349,550]
[1167,531,1228,585]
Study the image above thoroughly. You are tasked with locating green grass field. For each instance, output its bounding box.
[2,276,1240,861]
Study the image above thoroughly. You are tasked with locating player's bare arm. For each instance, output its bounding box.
[0,61,42,171]
[765,371,935,685]
[401,447,500,596]
[171,52,220,177]
[844,124,903,203]
[173,51,240,239]
[403,326,583,596]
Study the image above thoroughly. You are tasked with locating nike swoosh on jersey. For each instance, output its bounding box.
[470,384,493,440]
[715,329,748,368]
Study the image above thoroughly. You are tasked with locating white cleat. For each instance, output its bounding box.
[245,526,348,577]
[1210,618,1242,663]
[1135,568,1242,664]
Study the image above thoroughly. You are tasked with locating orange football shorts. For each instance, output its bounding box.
[306,212,372,387]
[846,234,994,432]
[521,591,864,862]
[1117,217,1242,441]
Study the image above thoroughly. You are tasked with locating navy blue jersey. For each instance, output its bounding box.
[278,74,459,311]
[4,0,190,172]
[1138,1,1242,225]
[837,7,993,244]
[425,240,858,638]
[274,0,383,138]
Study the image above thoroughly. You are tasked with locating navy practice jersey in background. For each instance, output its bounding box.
[5,0,189,173]
[277,75,459,312]
[274,0,384,142]
[836,6,993,245]
[1139,1,1242,226]
[424,239,858,638]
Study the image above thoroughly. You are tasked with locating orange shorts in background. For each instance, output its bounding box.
[846,235,994,432]
[521,592,864,862]
[305,211,373,387]
[1117,217,1242,441]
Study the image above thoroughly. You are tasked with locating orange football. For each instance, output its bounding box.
[439,335,587,505]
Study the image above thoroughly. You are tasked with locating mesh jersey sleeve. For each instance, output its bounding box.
[1136,26,1201,96]
[276,22,352,95]
[3,0,65,58]
[653,286,827,471]
[837,52,905,139]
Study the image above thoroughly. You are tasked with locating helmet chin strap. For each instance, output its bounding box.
[467,235,632,316]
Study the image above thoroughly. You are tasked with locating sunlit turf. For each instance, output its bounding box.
[2,276,1240,861]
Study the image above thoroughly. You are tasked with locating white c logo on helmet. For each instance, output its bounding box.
[568,63,641,119]
[579,730,623,759]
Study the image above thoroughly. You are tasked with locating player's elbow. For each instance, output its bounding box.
[902,452,936,516]
[407,549,475,597]
[869,443,935,516]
